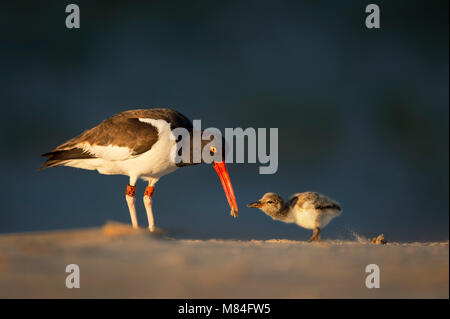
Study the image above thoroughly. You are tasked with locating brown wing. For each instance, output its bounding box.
[290,192,342,211]
[41,108,192,168]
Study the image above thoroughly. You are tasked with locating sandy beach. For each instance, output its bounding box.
[0,222,448,299]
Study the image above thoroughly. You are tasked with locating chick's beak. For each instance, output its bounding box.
[247,201,262,208]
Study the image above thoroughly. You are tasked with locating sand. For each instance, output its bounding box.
[0,222,448,298]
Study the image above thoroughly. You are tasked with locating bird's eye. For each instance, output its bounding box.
[267,200,274,204]
[210,146,217,153]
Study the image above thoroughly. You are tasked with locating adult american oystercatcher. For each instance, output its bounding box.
[247,192,341,242]
[41,108,238,231]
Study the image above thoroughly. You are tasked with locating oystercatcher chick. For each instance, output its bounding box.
[248,192,341,242]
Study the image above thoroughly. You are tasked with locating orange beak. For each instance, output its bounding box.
[213,161,238,218]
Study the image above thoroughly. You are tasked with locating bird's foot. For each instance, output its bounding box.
[147,226,165,237]
[230,208,238,218]
[308,227,321,242]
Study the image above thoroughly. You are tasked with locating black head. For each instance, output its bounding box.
[173,130,238,217]
[175,130,227,166]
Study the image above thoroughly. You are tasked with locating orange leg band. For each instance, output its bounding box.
[144,186,155,198]
[126,184,136,197]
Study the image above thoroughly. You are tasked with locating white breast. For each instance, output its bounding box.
[115,118,179,178]
[293,206,341,230]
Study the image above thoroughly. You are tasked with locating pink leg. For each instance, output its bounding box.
[125,184,138,229]
[143,186,155,232]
